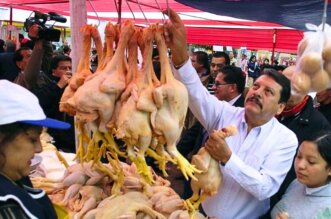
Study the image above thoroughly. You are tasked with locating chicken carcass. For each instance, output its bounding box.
[188,125,237,209]
[68,185,107,218]
[67,20,134,133]
[59,25,96,115]
[151,25,200,180]
[95,192,166,219]
[115,25,158,183]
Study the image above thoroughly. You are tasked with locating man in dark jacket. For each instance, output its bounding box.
[42,55,75,152]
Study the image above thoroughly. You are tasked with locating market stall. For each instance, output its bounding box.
[1,1,330,218]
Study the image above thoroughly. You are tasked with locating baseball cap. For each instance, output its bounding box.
[0,80,70,129]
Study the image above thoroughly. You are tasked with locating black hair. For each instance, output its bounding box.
[220,65,246,94]
[13,47,31,63]
[193,51,210,70]
[305,130,331,168]
[63,45,71,53]
[212,52,230,65]
[260,68,291,104]
[249,55,256,62]
[50,55,72,70]
[273,65,286,72]
[260,64,274,73]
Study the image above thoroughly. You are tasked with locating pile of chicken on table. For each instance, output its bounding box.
[31,20,238,219]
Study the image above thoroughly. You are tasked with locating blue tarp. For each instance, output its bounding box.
[175,0,331,30]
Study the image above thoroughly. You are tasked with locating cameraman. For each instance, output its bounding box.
[14,24,53,89]
[14,24,75,152]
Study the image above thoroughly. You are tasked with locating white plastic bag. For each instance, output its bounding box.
[291,23,331,95]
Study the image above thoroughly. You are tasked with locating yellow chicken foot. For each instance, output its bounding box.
[146,148,168,177]
[74,133,85,162]
[184,200,197,216]
[96,142,107,161]
[74,122,91,162]
[191,193,207,210]
[136,156,154,184]
[83,138,96,162]
[172,152,201,181]
[105,153,124,195]
[104,132,126,157]
[55,149,69,168]
[128,148,153,183]
[187,192,200,204]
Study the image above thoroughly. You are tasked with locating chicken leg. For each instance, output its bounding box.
[152,25,201,180]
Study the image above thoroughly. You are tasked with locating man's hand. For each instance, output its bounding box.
[162,8,189,67]
[57,71,72,89]
[28,24,40,40]
[205,129,232,165]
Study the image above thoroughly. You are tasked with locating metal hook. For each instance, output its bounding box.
[136,0,149,26]
[322,0,328,31]
[113,0,121,25]
[154,0,166,25]
[166,0,170,19]
[125,0,135,20]
[87,0,100,26]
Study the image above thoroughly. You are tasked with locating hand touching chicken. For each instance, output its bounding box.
[205,125,238,165]
[188,125,237,210]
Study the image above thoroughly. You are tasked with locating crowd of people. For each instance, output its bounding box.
[0,8,331,219]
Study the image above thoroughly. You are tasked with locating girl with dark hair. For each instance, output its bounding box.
[271,131,331,219]
[247,55,260,87]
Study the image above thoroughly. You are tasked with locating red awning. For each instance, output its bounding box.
[0,0,303,52]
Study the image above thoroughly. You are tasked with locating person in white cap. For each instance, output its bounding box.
[0,80,70,219]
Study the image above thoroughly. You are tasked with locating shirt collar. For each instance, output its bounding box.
[241,114,275,134]
[305,182,331,197]
[229,94,242,106]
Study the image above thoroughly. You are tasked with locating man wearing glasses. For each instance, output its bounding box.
[212,65,245,106]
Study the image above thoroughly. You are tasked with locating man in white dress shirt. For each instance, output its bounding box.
[163,9,298,219]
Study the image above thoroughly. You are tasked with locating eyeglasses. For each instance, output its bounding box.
[213,81,233,88]
[211,63,225,69]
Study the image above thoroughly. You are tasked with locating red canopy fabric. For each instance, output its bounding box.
[0,0,303,52]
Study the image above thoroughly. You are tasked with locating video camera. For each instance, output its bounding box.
[23,11,67,42]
